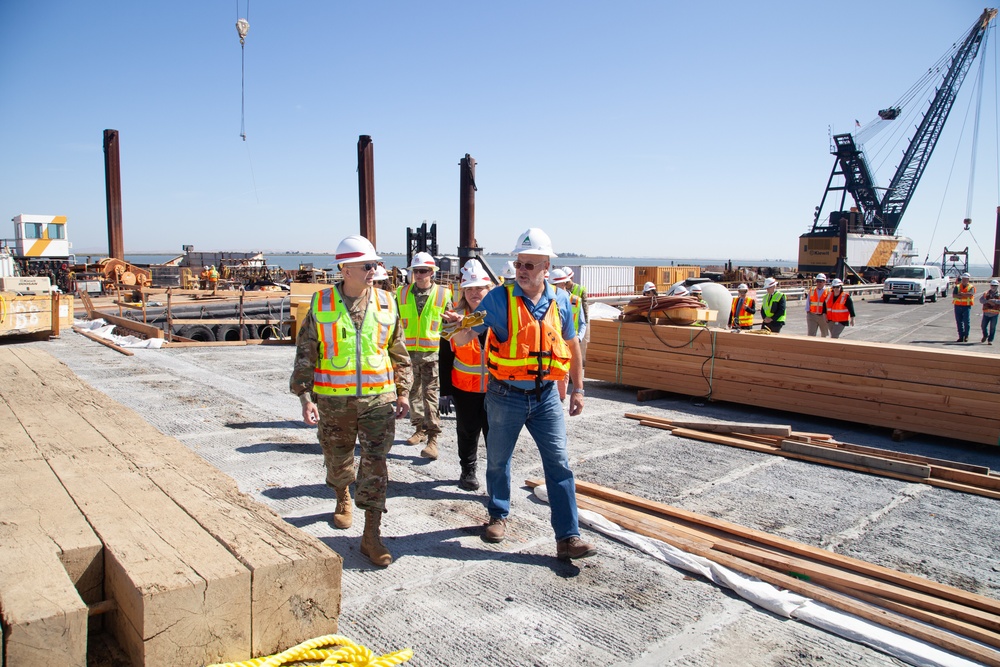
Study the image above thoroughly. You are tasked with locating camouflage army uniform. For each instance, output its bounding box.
[290,285,412,512]
[405,286,443,437]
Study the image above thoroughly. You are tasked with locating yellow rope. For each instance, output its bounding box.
[206,635,413,667]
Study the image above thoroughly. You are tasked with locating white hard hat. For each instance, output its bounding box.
[549,268,570,284]
[500,260,517,280]
[961,272,971,279]
[674,286,689,296]
[372,265,389,281]
[562,266,575,280]
[460,259,491,288]
[691,284,703,293]
[642,281,656,293]
[763,277,778,289]
[830,278,844,287]
[400,269,408,279]
[409,251,439,272]
[335,235,380,265]
[511,227,557,257]
[204,265,210,270]
[991,279,999,286]
[737,283,748,291]
[815,273,827,281]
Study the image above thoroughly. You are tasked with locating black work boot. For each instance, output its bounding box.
[458,465,479,491]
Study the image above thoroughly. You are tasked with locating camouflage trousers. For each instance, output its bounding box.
[316,393,397,513]
[408,351,441,435]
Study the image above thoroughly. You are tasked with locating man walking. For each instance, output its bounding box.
[760,277,786,333]
[825,278,856,338]
[806,273,831,337]
[953,272,976,342]
[290,235,411,567]
[729,284,755,330]
[979,279,999,345]
[446,228,596,562]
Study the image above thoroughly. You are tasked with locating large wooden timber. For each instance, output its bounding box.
[588,320,1000,446]
[0,346,343,664]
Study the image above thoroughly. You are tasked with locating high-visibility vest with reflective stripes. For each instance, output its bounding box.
[762,291,786,322]
[569,282,586,300]
[730,296,754,327]
[568,293,583,332]
[826,292,850,323]
[396,283,452,352]
[808,287,827,314]
[487,284,571,383]
[312,287,396,396]
[954,283,976,307]
[984,290,1000,315]
[450,308,488,393]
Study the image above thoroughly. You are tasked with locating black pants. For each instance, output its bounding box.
[762,321,784,333]
[452,388,488,470]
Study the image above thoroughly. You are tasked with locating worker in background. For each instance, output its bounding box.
[372,264,389,290]
[760,277,786,333]
[550,267,587,401]
[953,272,976,342]
[438,259,493,491]
[208,265,220,294]
[979,278,999,345]
[561,266,590,363]
[200,265,210,290]
[825,278,855,338]
[728,284,755,330]
[642,281,657,297]
[397,252,453,459]
[290,235,412,567]
[444,227,596,562]
[690,284,708,327]
[806,273,831,337]
[499,260,517,285]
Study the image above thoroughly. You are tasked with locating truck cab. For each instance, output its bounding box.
[881,265,949,303]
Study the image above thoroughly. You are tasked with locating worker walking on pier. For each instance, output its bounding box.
[825,278,856,338]
[729,284,755,330]
[290,235,412,567]
[806,273,831,337]
[560,266,590,363]
[398,252,453,459]
[445,227,596,562]
[953,272,976,342]
[980,279,1000,344]
[760,277,786,333]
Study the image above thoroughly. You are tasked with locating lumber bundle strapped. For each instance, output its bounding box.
[526,478,1000,666]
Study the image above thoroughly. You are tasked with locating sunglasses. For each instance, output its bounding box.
[513,260,545,271]
[412,268,433,274]
[348,263,378,272]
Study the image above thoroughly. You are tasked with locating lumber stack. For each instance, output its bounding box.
[0,346,342,667]
[587,319,1000,446]
[527,478,1000,667]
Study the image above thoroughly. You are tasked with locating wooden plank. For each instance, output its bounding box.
[0,293,52,336]
[780,440,932,478]
[652,418,792,437]
[89,310,165,339]
[72,326,135,356]
[167,318,293,325]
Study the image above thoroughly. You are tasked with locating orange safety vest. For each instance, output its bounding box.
[826,291,850,323]
[808,287,827,314]
[983,290,1000,315]
[487,284,571,383]
[450,309,488,393]
[730,296,754,328]
[953,283,975,307]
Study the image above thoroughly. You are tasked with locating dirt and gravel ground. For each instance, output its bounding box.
[37,292,1000,666]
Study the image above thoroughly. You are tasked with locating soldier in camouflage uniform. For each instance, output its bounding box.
[290,235,412,567]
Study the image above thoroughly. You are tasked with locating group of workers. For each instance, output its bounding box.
[290,228,596,568]
[803,273,856,338]
[198,265,220,291]
[952,272,1000,344]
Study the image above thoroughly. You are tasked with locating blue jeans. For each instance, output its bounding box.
[983,314,998,342]
[484,380,580,541]
[955,305,971,338]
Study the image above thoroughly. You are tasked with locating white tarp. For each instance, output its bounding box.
[74,319,164,349]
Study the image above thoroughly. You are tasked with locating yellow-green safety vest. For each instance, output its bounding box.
[397,283,452,352]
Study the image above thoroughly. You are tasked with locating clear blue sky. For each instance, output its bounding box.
[2,1,998,265]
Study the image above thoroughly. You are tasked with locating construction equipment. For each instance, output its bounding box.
[799,8,997,280]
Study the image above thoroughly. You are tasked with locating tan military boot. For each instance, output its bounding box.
[360,509,392,567]
[420,434,439,460]
[405,428,427,446]
[332,486,353,529]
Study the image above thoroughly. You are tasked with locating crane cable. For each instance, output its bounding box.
[965,25,990,219]
[236,0,250,141]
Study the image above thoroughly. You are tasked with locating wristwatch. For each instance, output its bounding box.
[571,387,585,395]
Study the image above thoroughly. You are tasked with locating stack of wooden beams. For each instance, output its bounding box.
[587,319,1000,446]
[526,478,1000,666]
[0,346,342,667]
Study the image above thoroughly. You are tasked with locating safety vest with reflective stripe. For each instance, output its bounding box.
[568,293,583,332]
[984,290,1000,315]
[312,287,396,396]
[569,282,586,300]
[450,308,488,393]
[396,283,452,352]
[762,291,786,322]
[826,292,850,323]
[730,296,754,328]
[954,283,976,307]
[487,284,571,383]
[808,287,827,314]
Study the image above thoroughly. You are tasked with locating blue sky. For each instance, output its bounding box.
[1,1,998,265]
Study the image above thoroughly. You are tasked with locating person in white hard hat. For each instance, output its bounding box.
[439,259,494,490]
[760,277,787,333]
[444,227,596,562]
[690,284,708,326]
[825,278,856,338]
[806,273,831,337]
[642,281,657,297]
[499,260,517,284]
[559,266,590,363]
[290,234,412,567]
[978,278,1000,344]
[372,264,389,289]
[200,265,211,290]
[549,267,588,402]
[728,283,756,330]
[397,251,453,459]
[952,272,976,342]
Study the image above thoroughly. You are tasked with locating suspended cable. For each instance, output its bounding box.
[965,27,990,219]
[236,0,250,141]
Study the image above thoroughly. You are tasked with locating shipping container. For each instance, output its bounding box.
[634,266,701,292]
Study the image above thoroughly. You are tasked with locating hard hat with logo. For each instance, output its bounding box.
[737,283,748,292]
[642,281,656,293]
[500,260,517,280]
[511,227,557,257]
[830,278,844,287]
[815,273,828,281]
[549,268,570,284]
[460,259,491,288]
[961,272,971,279]
[763,277,778,289]
[335,235,380,266]
[372,265,389,281]
[409,251,439,272]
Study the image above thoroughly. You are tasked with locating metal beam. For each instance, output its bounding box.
[103,130,124,261]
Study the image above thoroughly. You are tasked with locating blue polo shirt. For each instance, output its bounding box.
[473,281,576,391]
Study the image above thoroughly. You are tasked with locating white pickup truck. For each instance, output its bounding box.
[881,265,950,303]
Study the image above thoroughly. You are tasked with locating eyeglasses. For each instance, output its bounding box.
[412,268,432,274]
[513,260,545,271]
[348,263,378,272]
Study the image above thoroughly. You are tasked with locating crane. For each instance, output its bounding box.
[798,8,997,281]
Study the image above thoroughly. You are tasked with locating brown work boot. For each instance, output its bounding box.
[557,536,596,561]
[360,509,392,567]
[405,428,427,446]
[332,486,353,529]
[420,434,439,460]
[483,517,507,543]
